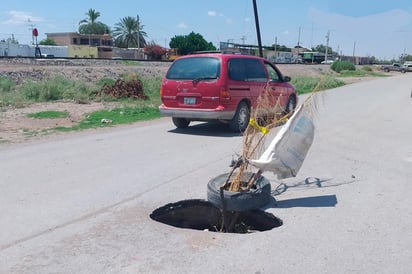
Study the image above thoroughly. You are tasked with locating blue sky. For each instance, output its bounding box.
[1,0,412,59]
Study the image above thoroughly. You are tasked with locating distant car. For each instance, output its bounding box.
[401,64,412,73]
[381,63,403,72]
[321,60,334,64]
[41,54,54,58]
[159,52,298,132]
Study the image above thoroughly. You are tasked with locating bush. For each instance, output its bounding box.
[331,61,356,73]
[144,43,167,60]
[20,76,92,102]
[362,66,373,72]
[97,77,116,87]
[0,76,15,93]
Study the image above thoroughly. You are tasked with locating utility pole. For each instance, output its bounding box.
[352,40,356,64]
[252,0,263,57]
[28,19,35,45]
[325,30,330,62]
[296,27,301,57]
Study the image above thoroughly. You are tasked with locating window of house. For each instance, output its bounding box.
[91,39,100,46]
[80,38,89,45]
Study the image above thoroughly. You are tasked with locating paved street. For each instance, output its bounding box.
[1,74,412,273]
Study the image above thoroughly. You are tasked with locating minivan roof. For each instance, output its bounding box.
[177,52,265,60]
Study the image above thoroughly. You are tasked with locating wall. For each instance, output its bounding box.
[68,45,98,58]
[0,42,69,57]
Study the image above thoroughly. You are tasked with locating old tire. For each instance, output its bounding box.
[207,172,272,211]
[229,102,250,132]
[172,117,190,128]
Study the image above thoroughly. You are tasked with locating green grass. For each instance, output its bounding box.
[2,67,386,137]
[291,75,346,94]
[337,68,386,77]
[52,106,160,132]
[291,66,386,94]
[27,110,69,119]
[19,75,93,104]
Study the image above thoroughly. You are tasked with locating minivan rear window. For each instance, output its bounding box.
[166,57,220,80]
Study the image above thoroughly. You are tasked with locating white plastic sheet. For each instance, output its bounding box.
[248,102,315,179]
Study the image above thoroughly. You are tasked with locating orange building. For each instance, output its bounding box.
[45,32,113,58]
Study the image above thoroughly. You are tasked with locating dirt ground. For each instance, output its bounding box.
[0,60,376,145]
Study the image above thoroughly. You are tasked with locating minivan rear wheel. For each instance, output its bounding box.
[229,102,250,132]
[172,117,190,128]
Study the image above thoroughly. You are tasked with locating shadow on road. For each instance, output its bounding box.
[274,194,338,208]
[271,177,356,196]
[261,176,358,208]
[168,122,242,137]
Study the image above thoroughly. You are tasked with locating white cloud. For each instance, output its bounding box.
[2,11,43,25]
[208,11,217,17]
[177,22,187,29]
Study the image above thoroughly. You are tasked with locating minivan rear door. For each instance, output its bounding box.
[162,57,221,109]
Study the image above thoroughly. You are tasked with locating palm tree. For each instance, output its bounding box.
[78,8,108,35]
[79,8,100,25]
[112,15,147,48]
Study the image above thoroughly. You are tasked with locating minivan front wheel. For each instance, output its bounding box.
[172,117,190,128]
[230,102,250,132]
[285,95,297,115]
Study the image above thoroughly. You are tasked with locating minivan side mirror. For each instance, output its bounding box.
[284,76,291,82]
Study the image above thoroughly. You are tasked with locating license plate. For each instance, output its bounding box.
[184,97,196,105]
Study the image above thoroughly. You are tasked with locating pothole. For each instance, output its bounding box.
[150,199,282,234]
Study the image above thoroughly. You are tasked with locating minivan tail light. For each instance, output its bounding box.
[220,87,231,100]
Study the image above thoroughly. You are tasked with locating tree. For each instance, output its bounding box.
[39,38,56,45]
[272,44,291,52]
[169,32,216,55]
[312,44,335,55]
[144,42,167,60]
[112,15,147,48]
[78,8,109,35]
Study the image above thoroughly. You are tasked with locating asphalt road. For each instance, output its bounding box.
[1,74,412,273]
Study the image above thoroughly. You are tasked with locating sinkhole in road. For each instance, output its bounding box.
[150,199,282,234]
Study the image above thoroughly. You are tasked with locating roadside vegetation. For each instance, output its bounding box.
[0,63,385,133]
[292,61,386,94]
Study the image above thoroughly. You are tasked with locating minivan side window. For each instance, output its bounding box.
[228,59,247,81]
[245,59,267,82]
[229,58,267,82]
[265,63,281,82]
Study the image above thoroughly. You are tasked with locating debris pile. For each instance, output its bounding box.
[98,79,148,99]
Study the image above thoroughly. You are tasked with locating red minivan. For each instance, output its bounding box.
[159,53,297,132]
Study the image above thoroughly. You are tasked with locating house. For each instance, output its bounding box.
[45,32,113,58]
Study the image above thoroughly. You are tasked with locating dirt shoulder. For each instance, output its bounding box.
[0,59,377,145]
